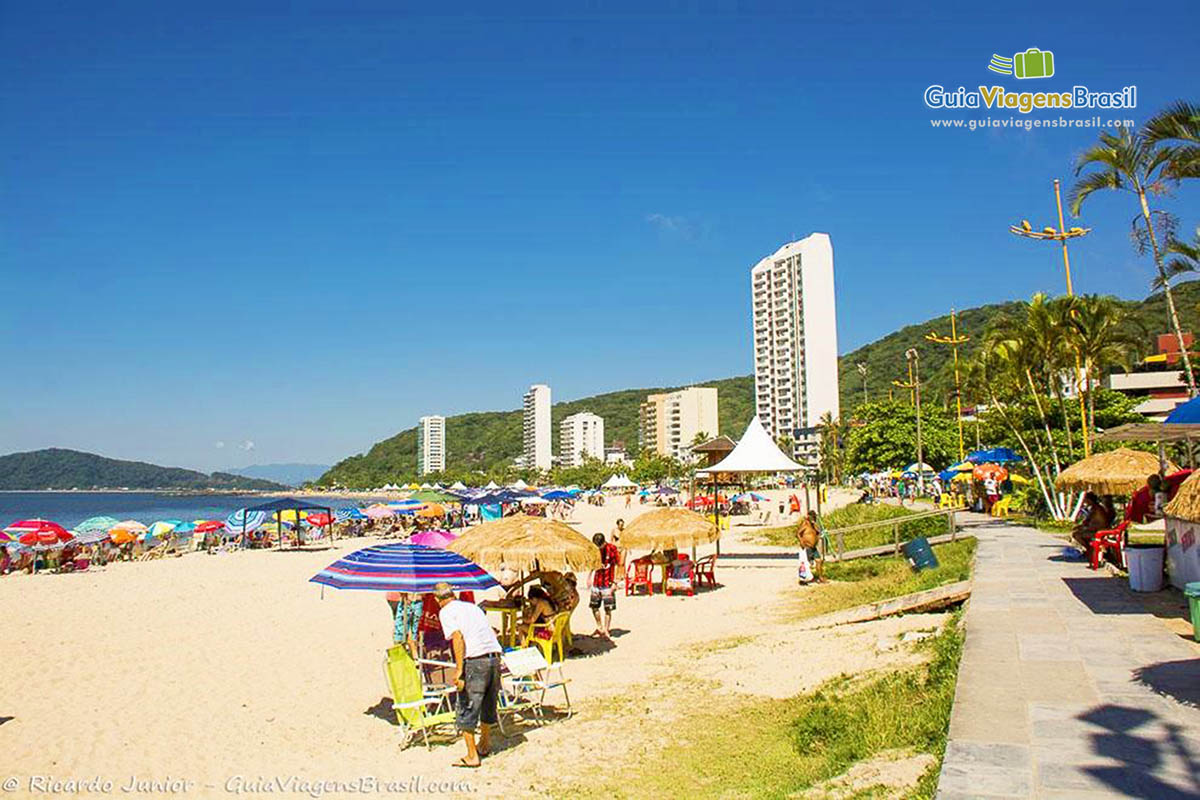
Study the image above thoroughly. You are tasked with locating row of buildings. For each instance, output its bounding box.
[418,231,841,474]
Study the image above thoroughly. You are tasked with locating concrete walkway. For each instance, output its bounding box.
[937,522,1200,799]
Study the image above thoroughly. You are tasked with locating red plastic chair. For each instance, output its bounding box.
[693,554,717,588]
[625,558,654,596]
[664,558,695,597]
[1089,521,1129,570]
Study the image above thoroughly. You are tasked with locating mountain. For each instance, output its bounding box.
[318,375,754,487]
[0,449,289,491]
[320,281,1200,488]
[225,463,330,487]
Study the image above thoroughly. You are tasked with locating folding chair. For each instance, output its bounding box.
[499,646,571,733]
[382,644,457,749]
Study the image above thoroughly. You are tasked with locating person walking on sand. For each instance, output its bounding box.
[588,533,620,639]
[433,582,502,769]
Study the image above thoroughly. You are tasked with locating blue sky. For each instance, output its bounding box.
[3,1,1198,471]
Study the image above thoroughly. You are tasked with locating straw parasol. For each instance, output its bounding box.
[1054,448,1178,496]
[1164,471,1200,521]
[447,516,601,574]
[617,508,719,551]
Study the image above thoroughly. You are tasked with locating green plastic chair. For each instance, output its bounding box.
[383,645,457,749]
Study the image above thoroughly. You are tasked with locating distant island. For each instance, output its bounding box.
[223,463,331,488]
[0,448,289,491]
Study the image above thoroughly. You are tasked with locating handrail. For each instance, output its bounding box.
[820,506,962,560]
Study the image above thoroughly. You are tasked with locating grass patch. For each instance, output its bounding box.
[554,614,966,800]
[789,539,976,621]
[753,504,953,551]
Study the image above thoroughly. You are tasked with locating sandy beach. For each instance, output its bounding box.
[1,488,945,798]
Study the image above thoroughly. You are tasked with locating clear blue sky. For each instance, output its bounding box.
[3,1,1198,471]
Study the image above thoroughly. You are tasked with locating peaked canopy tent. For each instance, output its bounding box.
[696,416,806,551]
[240,497,333,548]
[601,473,637,491]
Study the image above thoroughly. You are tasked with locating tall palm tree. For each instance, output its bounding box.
[1145,100,1200,180]
[1065,295,1142,434]
[1069,126,1197,396]
[1159,231,1200,287]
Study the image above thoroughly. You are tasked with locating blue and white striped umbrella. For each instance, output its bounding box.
[310,542,498,593]
[226,510,268,532]
[335,507,366,522]
[73,528,112,545]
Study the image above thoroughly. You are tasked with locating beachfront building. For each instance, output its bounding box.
[417,415,445,475]
[639,387,719,461]
[1104,332,1194,420]
[559,411,604,467]
[523,384,552,471]
[751,232,839,465]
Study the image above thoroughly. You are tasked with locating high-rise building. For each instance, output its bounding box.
[559,411,604,467]
[751,232,839,464]
[638,387,719,460]
[417,415,445,475]
[522,384,552,471]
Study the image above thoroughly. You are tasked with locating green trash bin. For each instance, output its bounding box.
[1185,582,1200,643]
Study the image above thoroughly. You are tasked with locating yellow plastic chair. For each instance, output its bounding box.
[382,645,456,749]
[991,497,1012,518]
[522,612,571,664]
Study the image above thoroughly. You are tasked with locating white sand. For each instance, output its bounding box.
[0,487,940,797]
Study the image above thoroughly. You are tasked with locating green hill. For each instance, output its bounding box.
[321,281,1200,488]
[319,375,754,487]
[0,448,289,491]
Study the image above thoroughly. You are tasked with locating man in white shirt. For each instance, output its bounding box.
[434,582,502,768]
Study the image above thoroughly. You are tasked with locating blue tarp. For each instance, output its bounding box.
[967,448,1023,464]
[1166,395,1200,423]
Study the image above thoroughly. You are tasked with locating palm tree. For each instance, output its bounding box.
[1145,100,1200,180]
[1069,126,1197,396]
[1159,231,1200,287]
[1065,295,1142,434]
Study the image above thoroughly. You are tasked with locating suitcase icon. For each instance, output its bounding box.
[1013,48,1054,79]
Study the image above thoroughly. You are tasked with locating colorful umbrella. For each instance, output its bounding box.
[226,510,267,532]
[973,463,1009,481]
[305,512,333,527]
[409,529,458,548]
[147,520,180,538]
[416,503,446,517]
[109,520,147,544]
[4,519,73,547]
[335,507,366,521]
[75,516,119,533]
[193,520,224,533]
[275,509,308,523]
[72,528,112,545]
[364,505,396,520]
[310,542,498,593]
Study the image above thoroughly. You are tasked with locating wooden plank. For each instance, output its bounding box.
[827,531,973,563]
[796,580,973,630]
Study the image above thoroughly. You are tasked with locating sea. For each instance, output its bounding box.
[0,492,382,529]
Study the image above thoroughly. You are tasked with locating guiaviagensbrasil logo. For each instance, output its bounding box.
[989,48,1054,79]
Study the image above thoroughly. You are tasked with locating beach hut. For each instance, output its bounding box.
[1161,474,1200,588]
[1054,448,1177,497]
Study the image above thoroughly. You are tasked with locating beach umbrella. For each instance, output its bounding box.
[447,516,601,574]
[108,520,147,544]
[174,521,197,533]
[193,520,224,533]
[416,503,446,517]
[618,508,719,551]
[72,528,112,545]
[147,520,181,539]
[973,463,1009,482]
[541,490,573,501]
[4,519,73,547]
[1054,448,1177,496]
[335,507,366,522]
[364,505,396,520]
[310,542,498,593]
[305,512,333,527]
[967,447,1023,464]
[226,510,268,532]
[409,529,458,548]
[75,516,119,534]
[275,509,308,523]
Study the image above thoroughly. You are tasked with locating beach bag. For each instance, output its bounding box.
[797,548,814,583]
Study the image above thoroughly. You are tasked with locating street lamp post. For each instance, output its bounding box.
[926,309,969,462]
[894,349,924,493]
[1009,179,1093,456]
[856,362,869,406]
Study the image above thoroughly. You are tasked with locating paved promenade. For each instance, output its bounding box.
[937,522,1200,799]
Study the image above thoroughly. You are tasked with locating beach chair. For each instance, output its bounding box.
[521,611,571,664]
[625,557,654,596]
[692,554,717,588]
[1089,521,1130,571]
[990,497,1012,518]
[382,644,457,750]
[499,646,571,733]
[664,557,695,597]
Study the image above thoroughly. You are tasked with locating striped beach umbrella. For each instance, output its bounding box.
[334,507,366,522]
[310,542,498,593]
[4,519,73,547]
[76,516,120,534]
[363,505,395,520]
[226,510,267,532]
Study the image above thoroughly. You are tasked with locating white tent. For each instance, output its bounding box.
[602,473,637,490]
[449,481,468,491]
[509,478,529,490]
[420,482,432,489]
[484,480,500,490]
[698,416,804,474]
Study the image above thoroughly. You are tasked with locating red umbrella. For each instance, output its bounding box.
[5,519,73,547]
[306,513,333,527]
[193,520,225,533]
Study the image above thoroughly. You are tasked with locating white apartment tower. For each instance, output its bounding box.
[417,415,446,475]
[522,384,552,471]
[639,387,719,460]
[559,411,604,467]
[751,233,839,464]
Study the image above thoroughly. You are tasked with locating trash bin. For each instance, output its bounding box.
[1185,582,1200,643]
[1126,544,1165,592]
[902,536,939,572]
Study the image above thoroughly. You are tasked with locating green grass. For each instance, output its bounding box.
[753,504,952,551]
[555,614,966,800]
[790,539,976,621]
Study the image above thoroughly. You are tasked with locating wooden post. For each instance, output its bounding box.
[836,530,845,560]
[893,522,900,555]
[949,510,957,541]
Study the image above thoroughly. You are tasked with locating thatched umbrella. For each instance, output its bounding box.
[1054,448,1178,496]
[1164,471,1200,521]
[617,508,719,552]
[446,516,601,574]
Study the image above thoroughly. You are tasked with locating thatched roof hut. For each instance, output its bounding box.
[1164,471,1200,521]
[1053,448,1177,496]
[617,508,719,551]
[447,516,601,574]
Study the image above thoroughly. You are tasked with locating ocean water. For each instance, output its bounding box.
[0,492,379,530]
